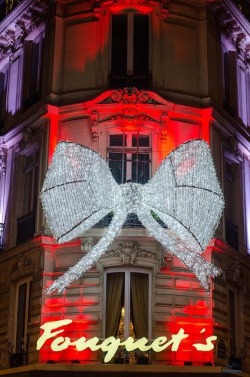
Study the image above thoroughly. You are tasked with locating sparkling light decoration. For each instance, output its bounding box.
[41,140,224,293]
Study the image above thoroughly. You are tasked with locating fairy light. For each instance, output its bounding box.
[41,140,224,293]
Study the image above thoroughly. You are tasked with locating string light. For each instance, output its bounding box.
[41,140,224,293]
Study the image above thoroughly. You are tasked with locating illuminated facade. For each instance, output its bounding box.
[0,0,250,375]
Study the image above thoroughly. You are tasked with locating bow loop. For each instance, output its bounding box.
[41,142,121,243]
[143,140,224,253]
[41,139,224,293]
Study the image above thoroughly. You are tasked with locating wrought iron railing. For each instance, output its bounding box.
[16,211,35,244]
[95,212,167,228]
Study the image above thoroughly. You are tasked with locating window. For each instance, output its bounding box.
[0,66,7,129]
[238,65,250,127]
[104,268,151,339]
[224,154,243,250]
[222,49,238,115]
[110,13,150,88]
[16,150,39,244]
[15,280,31,354]
[108,133,151,184]
[22,31,44,110]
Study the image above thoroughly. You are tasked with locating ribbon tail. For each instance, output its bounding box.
[46,208,127,294]
[137,209,221,291]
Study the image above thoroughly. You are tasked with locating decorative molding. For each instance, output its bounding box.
[18,127,40,155]
[209,0,250,67]
[102,240,166,268]
[0,147,6,175]
[0,223,4,248]
[0,0,49,63]
[11,253,35,277]
[226,260,244,286]
[99,87,162,105]
[90,111,99,142]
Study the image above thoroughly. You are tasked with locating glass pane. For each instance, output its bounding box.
[110,134,126,147]
[111,14,127,76]
[16,283,27,353]
[130,273,149,339]
[132,134,150,147]
[133,14,149,76]
[109,153,126,183]
[106,272,124,338]
[132,154,150,184]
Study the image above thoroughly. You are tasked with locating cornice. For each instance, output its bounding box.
[0,0,49,62]
[208,0,250,69]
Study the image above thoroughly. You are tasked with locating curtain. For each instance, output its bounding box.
[105,272,124,337]
[131,273,148,338]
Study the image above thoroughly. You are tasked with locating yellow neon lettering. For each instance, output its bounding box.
[192,335,217,351]
[99,337,121,362]
[51,336,71,351]
[71,337,99,352]
[121,337,151,352]
[36,320,217,362]
[36,319,72,350]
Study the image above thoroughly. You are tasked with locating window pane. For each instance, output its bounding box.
[133,14,149,76]
[132,134,150,147]
[111,14,127,76]
[132,154,150,184]
[131,273,148,338]
[109,153,126,183]
[106,272,124,337]
[110,134,126,147]
[16,283,27,353]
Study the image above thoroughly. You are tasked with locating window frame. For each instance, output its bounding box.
[13,278,31,353]
[103,267,152,339]
[107,131,152,184]
[109,11,151,88]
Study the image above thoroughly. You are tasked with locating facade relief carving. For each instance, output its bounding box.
[102,240,167,268]
[209,1,250,70]
[18,127,40,155]
[0,147,6,175]
[11,253,36,279]
[100,87,163,105]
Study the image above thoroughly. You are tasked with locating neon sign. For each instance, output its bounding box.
[37,319,217,363]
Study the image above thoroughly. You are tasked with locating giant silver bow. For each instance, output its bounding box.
[41,140,224,293]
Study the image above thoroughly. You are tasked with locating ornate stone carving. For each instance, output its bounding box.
[226,260,243,286]
[0,0,49,62]
[18,127,40,154]
[224,135,238,155]
[245,49,250,71]
[0,148,6,175]
[103,111,160,130]
[100,87,161,105]
[12,253,33,275]
[90,111,99,142]
[103,240,166,268]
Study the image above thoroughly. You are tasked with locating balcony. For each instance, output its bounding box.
[16,211,35,244]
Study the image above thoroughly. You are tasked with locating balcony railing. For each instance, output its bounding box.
[16,211,35,244]
[95,212,167,228]
[95,213,143,228]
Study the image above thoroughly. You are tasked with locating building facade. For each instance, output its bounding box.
[0,0,250,374]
